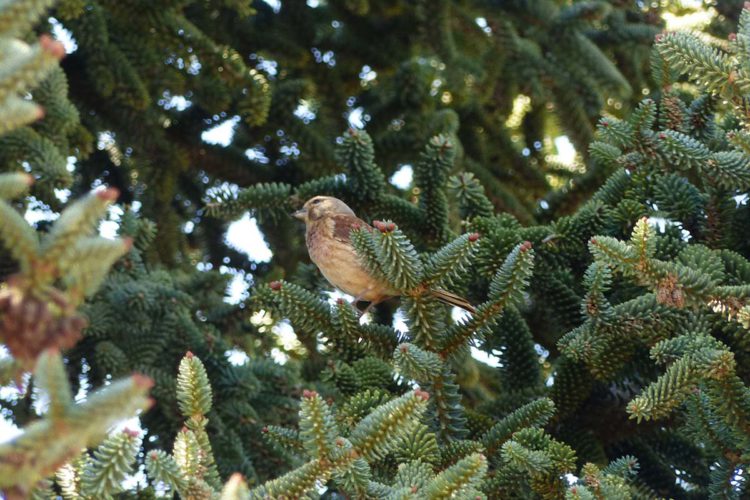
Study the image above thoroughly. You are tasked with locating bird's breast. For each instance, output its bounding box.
[306,226,393,300]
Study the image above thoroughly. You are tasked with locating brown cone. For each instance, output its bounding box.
[0,285,85,367]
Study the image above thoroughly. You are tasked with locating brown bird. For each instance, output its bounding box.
[293,196,475,314]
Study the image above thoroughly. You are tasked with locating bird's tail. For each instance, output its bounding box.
[429,289,476,314]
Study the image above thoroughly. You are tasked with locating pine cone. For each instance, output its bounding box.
[0,282,86,367]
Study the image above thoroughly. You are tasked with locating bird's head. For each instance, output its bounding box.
[293,196,355,222]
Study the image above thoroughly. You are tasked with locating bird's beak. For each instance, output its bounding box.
[292,208,307,221]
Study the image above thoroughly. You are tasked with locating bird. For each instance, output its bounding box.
[293,195,475,314]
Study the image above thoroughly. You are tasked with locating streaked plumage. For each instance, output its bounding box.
[294,196,475,313]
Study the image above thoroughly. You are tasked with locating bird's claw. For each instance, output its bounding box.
[360,301,377,316]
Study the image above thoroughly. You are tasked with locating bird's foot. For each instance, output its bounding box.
[351,291,372,316]
[360,301,377,316]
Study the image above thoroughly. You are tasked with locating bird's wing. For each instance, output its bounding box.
[330,213,372,244]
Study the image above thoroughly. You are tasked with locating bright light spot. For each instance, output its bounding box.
[225,272,250,304]
[122,467,148,491]
[475,17,492,34]
[227,348,250,365]
[226,214,273,262]
[250,309,274,332]
[162,95,191,111]
[262,0,281,12]
[25,201,58,225]
[99,205,124,239]
[534,343,549,360]
[348,107,365,129]
[359,65,377,83]
[0,349,28,442]
[429,77,443,97]
[270,321,299,364]
[256,59,278,76]
[202,116,240,146]
[54,188,71,203]
[294,101,317,122]
[647,216,691,242]
[505,94,531,128]
[554,136,577,166]
[246,147,270,163]
[565,473,579,485]
[187,55,202,75]
[390,164,413,189]
[451,307,471,323]
[647,216,668,233]
[327,290,353,305]
[311,48,336,66]
[97,131,115,150]
[664,7,715,31]
[271,348,288,364]
[99,220,119,239]
[307,0,319,6]
[280,142,301,158]
[0,419,21,443]
[275,321,298,348]
[112,416,142,435]
[392,310,409,333]
[49,18,78,53]
[471,347,501,368]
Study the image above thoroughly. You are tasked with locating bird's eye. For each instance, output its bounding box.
[312,199,322,205]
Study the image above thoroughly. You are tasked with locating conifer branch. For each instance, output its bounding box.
[349,389,430,461]
[422,453,488,499]
[0,350,152,498]
[299,390,338,460]
[440,241,534,357]
[80,430,141,498]
[481,398,556,457]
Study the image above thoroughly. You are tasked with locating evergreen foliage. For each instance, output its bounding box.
[0,172,129,368]
[24,352,257,499]
[4,0,750,498]
[0,349,152,498]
